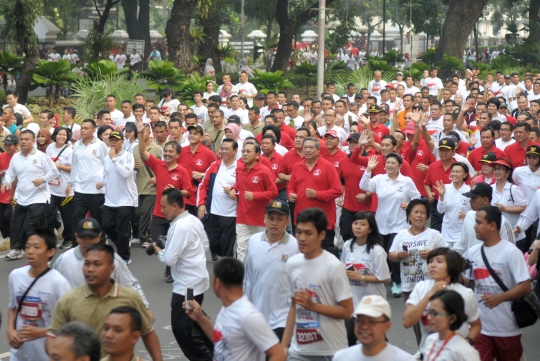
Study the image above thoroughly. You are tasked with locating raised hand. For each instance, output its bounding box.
[435,180,446,196]
[366,155,379,172]
[359,129,370,147]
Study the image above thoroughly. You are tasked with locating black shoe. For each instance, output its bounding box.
[212,253,221,262]
[165,275,174,283]
[59,240,73,249]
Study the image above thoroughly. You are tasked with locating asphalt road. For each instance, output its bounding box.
[0,241,539,360]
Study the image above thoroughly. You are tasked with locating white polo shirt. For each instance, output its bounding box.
[103,150,138,207]
[70,137,108,194]
[3,148,58,206]
[224,108,249,124]
[211,160,238,217]
[244,231,299,329]
[116,115,135,128]
[109,109,124,125]
[3,103,32,119]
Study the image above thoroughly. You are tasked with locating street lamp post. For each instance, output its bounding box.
[317,0,326,99]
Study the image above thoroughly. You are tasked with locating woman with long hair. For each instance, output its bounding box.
[435,162,471,249]
[360,153,421,298]
[489,157,527,246]
[389,198,448,348]
[421,289,480,360]
[342,211,391,345]
[403,248,480,357]
[203,80,217,99]
[46,127,74,249]
[157,87,180,116]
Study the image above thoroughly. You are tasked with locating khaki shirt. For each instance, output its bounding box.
[206,123,227,149]
[48,279,154,337]
[243,122,264,136]
[133,142,162,195]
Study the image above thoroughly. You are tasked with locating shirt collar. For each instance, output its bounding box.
[74,246,84,260]
[172,210,189,224]
[83,279,120,298]
[260,231,290,245]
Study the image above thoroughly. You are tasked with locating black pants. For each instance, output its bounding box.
[519,221,539,253]
[102,206,135,261]
[185,204,198,217]
[149,215,170,242]
[430,200,444,232]
[0,202,12,238]
[277,188,288,202]
[206,213,236,257]
[46,195,74,242]
[72,192,105,245]
[323,229,339,258]
[12,203,48,250]
[171,292,213,361]
[339,207,358,242]
[289,201,296,235]
[382,233,401,284]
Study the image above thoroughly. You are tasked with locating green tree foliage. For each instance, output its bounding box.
[29,59,79,107]
[141,59,186,94]
[42,0,82,40]
[249,69,293,93]
[0,51,23,92]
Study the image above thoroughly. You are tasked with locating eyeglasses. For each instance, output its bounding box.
[354,318,388,326]
[425,309,449,318]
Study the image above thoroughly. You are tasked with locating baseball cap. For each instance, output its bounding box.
[488,157,513,170]
[324,130,339,138]
[368,105,380,113]
[403,121,415,135]
[227,115,241,124]
[265,199,290,215]
[187,125,204,135]
[500,102,509,109]
[255,93,266,100]
[526,145,540,157]
[478,152,497,163]
[452,108,461,118]
[354,94,363,99]
[347,133,361,143]
[75,217,102,237]
[3,134,19,145]
[385,84,395,89]
[379,104,389,113]
[463,183,493,198]
[396,71,403,76]
[505,74,511,79]
[412,102,423,110]
[354,295,392,319]
[109,130,124,140]
[125,122,137,131]
[438,138,455,150]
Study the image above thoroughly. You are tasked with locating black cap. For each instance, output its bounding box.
[368,105,380,113]
[265,199,290,215]
[187,125,204,135]
[463,183,493,198]
[109,130,124,140]
[3,134,19,145]
[526,145,540,157]
[227,115,241,124]
[255,93,266,100]
[125,122,137,131]
[379,104,389,113]
[452,108,461,118]
[438,138,455,150]
[347,133,361,143]
[412,102,423,110]
[479,152,497,163]
[505,74,511,79]
[354,94,363,99]
[500,102,508,109]
[75,217,102,237]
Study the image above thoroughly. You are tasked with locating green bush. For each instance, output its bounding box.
[250,69,293,94]
[333,67,396,96]
[419,49,437,67]
[141,60,185,95]
[179,73,214,106]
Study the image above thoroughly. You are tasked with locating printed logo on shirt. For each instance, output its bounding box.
[272,163,278,170]
[397,186,404,192]
[313,169,321,176]
[213,328,231,361]
[171,174,179,180]
[295,287,324,345]
[196,159,203,166]
[33,159,37,164]
[92,150,96,154]
[417,150,423,156]
[280,253,288,262]
[334,161,340,168]
[252,176,259,183]
[360,166,366,171]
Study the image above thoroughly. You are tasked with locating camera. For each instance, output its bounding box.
[146,235,166,256]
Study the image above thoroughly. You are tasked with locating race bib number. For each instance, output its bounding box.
[48,178,60,187]
[19,298,43,321]
[296,325,324,344]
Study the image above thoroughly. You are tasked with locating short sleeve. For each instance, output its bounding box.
[389,233,403,254]
[131,294,154,335]
[48,297,70,336]
[285,262,296,298]
[462,288,480,322]
[330,262,353,302]
[8,271,16,309]
[406,281,427,306]
[242,311,279,353]
[371,246,391,281]
[508,247,531,285]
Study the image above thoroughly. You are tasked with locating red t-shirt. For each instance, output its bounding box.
[179,144,216,205]
[338,156,372,212]
[256,132,295,151]
[424,159,456,199]
[288,157,342,229]
[320,148,348,172]
[0,152,14,204]
[263,151,285,191]
[232,161,278,226]
[504,140,540,168]
[279,124,297,141]
[145,154,192,218]
[369,122,390,139]
[456,141,469,157]
[404,139,436,197]
[467,146,507,171]
[280,149,304,175]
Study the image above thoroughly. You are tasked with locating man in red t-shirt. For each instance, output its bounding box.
[288,137,342,257]
[179,125,216,215]
[467,128,506,172]
[504,122,539,168]
[367,105,390,139]
[404,117,436,197]
[261,134,286,199]
[0,134,18,244]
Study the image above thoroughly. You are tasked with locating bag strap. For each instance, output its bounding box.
[53,145,69,163]
[509,183,514,204]
[14,268,51,328]
[480,245,509,292]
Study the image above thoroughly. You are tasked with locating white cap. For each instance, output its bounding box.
[354,295,391,318]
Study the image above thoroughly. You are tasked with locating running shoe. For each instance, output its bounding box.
[5,249,24,260]
[59,240,73,249]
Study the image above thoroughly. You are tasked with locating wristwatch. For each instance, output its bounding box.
[465,337,474,346]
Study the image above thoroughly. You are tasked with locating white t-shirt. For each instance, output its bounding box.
[333,343,415,361]
[286,251,352,356]
[489,83,511,101]
[495,138,516,150]
[404,86,421,95]
[46,143,73,197]
[464,240,530,337]
[389,228,448,292]
[116,115,135,128]
[48,53,61,62]
[421,333,480,361]
[244,232,299,329]
[191,104,210,124]
[210,160,238,217]
[224,108,249,124]
[407,280,479,352]
[368,80,387,101]
[214,295,279,361]
[341,241,390,302]
[129,53,142,66]
[437,183,471,247]
[491,182,527,241]
[4,103,32,119]
[115,54,128,69]
[109,109,124,125]
[236,82,258,107]
[158,98,181,114]
[9,266,71,361]
[63,122,81,140]
[425,77,443,97]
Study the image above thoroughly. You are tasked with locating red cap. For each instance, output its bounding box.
[385,84,395,89]
[324,130,339,138]
[488,157,513,170]
[403,121,415,135]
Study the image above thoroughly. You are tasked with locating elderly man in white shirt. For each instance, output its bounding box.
[1,129,59,260]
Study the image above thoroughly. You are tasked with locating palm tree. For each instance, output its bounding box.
[0,52,23,92]
[30,60,79,107]
[140,60,185,95]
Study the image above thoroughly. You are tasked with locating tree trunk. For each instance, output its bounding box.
[166,0,197,71]
[473,23,479,61]
[198,0,223,74]
[15,48,39,104]
[435,0,488,63]
[529,0,540,45]
[399,26,404,54]
[123,0,151,69]
[92,0,119,58]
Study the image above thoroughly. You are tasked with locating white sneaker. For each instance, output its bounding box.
[413,350,422,360]
[142,242,151,248]
[6,249,24,260]
[131,238,141,244]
